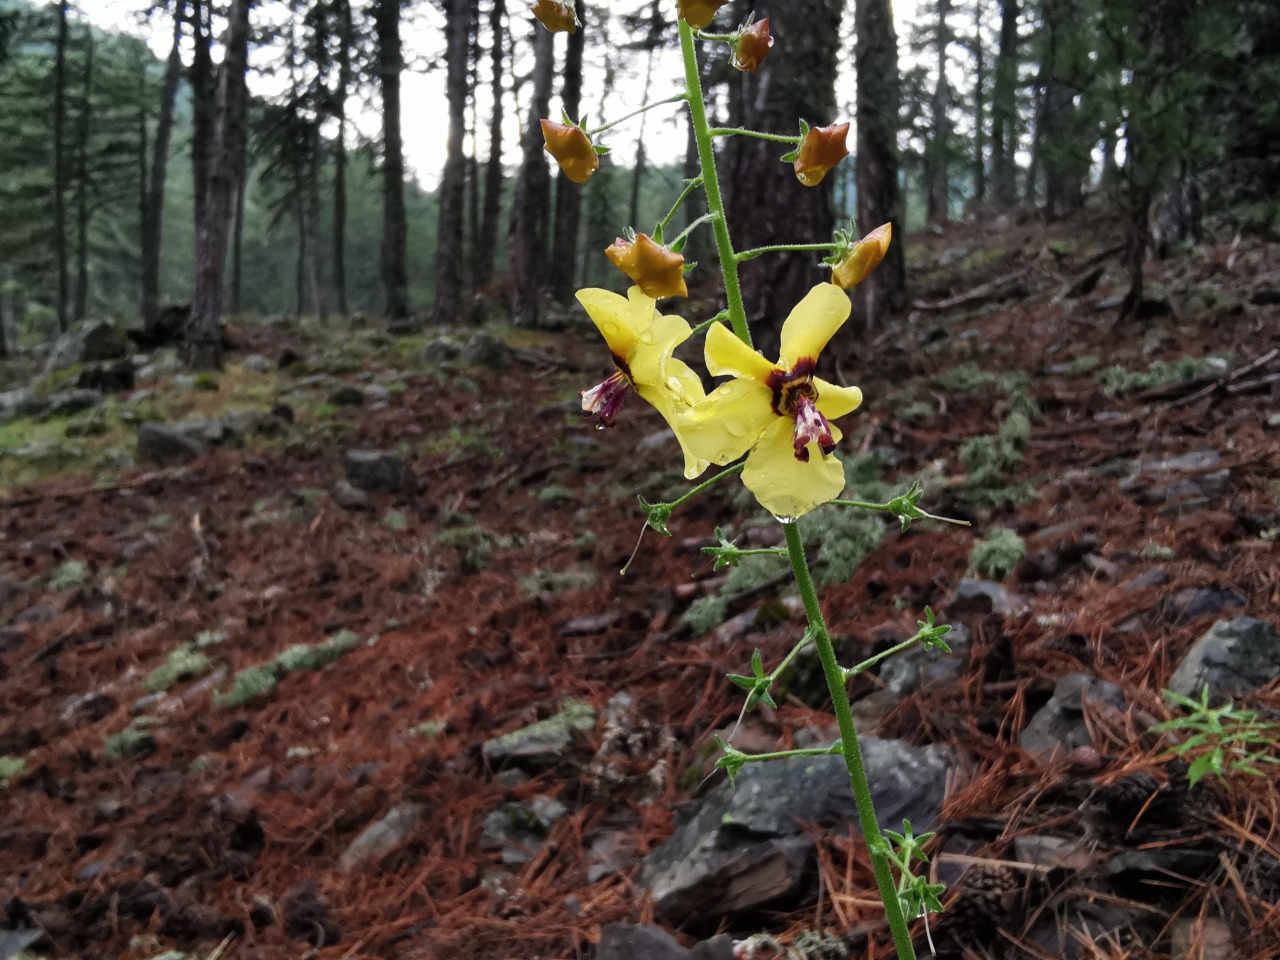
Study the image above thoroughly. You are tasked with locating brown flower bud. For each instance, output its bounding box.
[732,18,772,73]
[677,0,729,30]
[531,0,576,33]
[793,122,850,187]
[605,233,688,300]
[831,223,892,289]
[540,119,599,184]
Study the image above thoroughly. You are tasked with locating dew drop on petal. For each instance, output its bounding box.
[773,515,797,525]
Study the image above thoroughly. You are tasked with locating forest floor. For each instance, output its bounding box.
[2,211,1280,960]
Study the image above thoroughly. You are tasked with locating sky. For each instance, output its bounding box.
[74,0,920,191]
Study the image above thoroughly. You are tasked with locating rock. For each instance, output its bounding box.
[482,700,597,772]
[40,388,103,419]
[949,578,1022,617]
[639,737,951,924]
[0,387,46,421]
[1266,413,1280,431]
[1168,586,1245,621]
[44,319,128,372]
[596,924,733,960]
[1125,568,1170,591]
[239,354,273,373]
[332,480,370,511]
[363,383,391,404]
[480,795,569,866]
[558,611,621,637]
[135,349,183,384]
[77,359,135,393]
[1019,673,1127,761]
[338,802,425,872]
[1168,617,1280,703]
[879,623,972,696]
[344,450,412,493]
[1121,450,1229,504]
[421,335,464,365]
[64,415,108,438]
[136,422,205,465]
[4,439,84,469]
[459,330,512,370]
[387,317,421,337]
[277,347,304,369]
[328,384,366,407]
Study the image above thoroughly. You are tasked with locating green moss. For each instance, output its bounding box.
[382,510,409,532]
[536,483,576,505]
[276,630,360,672]
[413,720,446,737]
[519,566,599,596]
[193,372,219,391]
[438,525,493,572]
[144,644,214,692]
[47,560,87,591]
[104,720,158,759]
[803,507,886,586]
[934,363,997,392]
[0,755,26,787]
[682,595,728,635]
[1100,356,1218,396]
[970,527,1026,580]
[1065,355,1101,375]
[214,664,280,708]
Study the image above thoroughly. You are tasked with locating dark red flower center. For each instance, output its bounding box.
[767,358,834,461]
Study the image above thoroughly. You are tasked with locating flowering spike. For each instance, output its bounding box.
[732,18,772,73]
[530,0,576,33]
[540,119,600,184]
[793,122,850,187]
[605,233,688,300]
[831,222,892,289]
[677,0,729,29]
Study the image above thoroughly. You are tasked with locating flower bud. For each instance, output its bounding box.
[793,122,850,187]
[677,0,729,30]
[732,18,772,73]
[831,223,892,289]
[530,0,576,33]
[605,233,688,300]
[540,119,599,184]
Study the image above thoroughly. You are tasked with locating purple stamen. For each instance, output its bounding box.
[581,371,631,426]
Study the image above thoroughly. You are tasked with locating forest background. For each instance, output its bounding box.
[0,0,1277,369]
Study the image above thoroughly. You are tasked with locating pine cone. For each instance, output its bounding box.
[941,863,1023,944]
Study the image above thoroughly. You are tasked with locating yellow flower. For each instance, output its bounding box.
[678,284,863,518]
[677,0,729,29]
[578,286,709,480]
[605,233,688,300]
[794,122,850,187]
[831,222,892,289]
[541,119,599,184]
[531,0,576,33]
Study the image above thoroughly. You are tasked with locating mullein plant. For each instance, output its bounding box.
[534,3,958,955]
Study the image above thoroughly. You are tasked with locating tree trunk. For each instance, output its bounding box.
[186,0,251,370]
[925,0,952,224]
[375,0,409,320]
[307,126,326,324]
[53,0,69,332]
[971,7,986,207]
[723,0,844,356]
[73,29,93,323]
[475,0,505,288]
[433,0,473,322]
[990,0,1018,209]
[229,122,246,315]
[1039,0,1085,221]
[506,23,553,326]
[855,0,907,330]
[550,1,587,301]
[142,0,186,327]
[190,0,214,227]
[332,0,352,318]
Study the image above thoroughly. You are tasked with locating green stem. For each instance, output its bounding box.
[727,744,842,765]
[669,212,716,248]
[690,310,730,338]
[707,126,803,145]
[588,93,687,137]
[669,462,744,511]
[844,636,926,679]
[713,547,788,561]
[783,521,918,960]
[736,242,840,264]
[657,176,704,238]
[679,19,750,348]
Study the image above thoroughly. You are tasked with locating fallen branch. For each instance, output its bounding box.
[1167,348,1279,407]
[911,266,1033,312]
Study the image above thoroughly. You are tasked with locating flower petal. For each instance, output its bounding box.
[577,288,641,359]
[778,283,852,370]
[705,322,776,382]
[742,417,846,519]
[813,377,863,421]
[677,378,774,465]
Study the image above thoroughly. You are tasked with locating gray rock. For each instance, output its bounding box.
[363,383,391,404]
[480,795,569,866]
[172,373,198,391]
[459,330,512,370]
[77,359,135,393]
[558,611,621,637]
[40,388,103,419]
[344,449,412,493]
[482,700,596,771]
[329,384,366,407]
[1122,450,1229,504]
[949,578,1022,617]
[135,349,183,384]
[597,924,733,960]
[1019,673,1127,761]
[879,623,972,696]
[332,480,370,511]
[338,802,426,872]
[239,354,274,373]
[4,439,84,468]
[0,387,46,421]
[1168,586,1245,621]
[1266,413,1280,431]
[421,335,464,365]
[639,737,951,924]
[1168,617,1280,703]
[136,422,205,465]
[1125,568,1171,591]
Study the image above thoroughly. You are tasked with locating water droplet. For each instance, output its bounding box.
[773,515,797,525]
[595,423,606,431]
